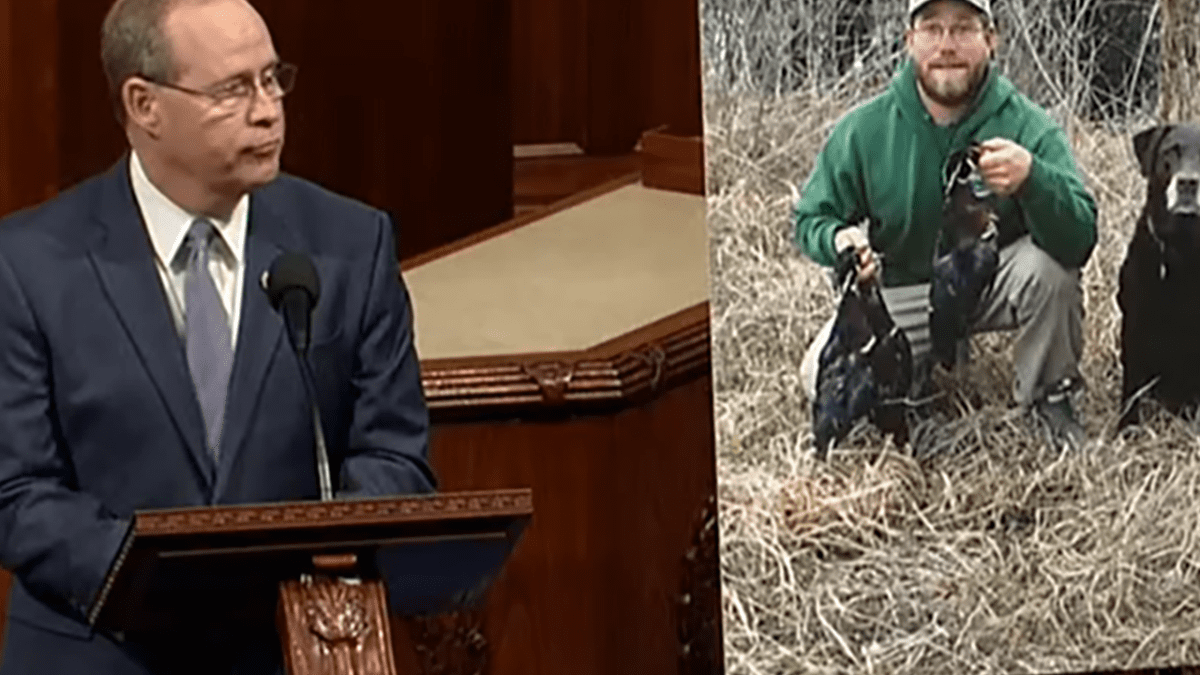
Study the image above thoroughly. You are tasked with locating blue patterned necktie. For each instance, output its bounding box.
[184,219,233,460]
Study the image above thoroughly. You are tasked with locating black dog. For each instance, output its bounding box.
[929,143,1000,368]
[812,249,913,459]
[1118,123,1200,427]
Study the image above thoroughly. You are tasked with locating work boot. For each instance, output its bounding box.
[1031,379,1087,451]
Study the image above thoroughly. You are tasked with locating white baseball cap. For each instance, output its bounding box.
[909,0,992,20]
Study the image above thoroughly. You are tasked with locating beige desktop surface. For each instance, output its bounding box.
[405,184,711,360]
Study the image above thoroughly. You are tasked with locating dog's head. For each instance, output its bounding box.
[1133,123,1200,251]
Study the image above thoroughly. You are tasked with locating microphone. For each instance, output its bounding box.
[265,253,333,502]
[264,253,320,354]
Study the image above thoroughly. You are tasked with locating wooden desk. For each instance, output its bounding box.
[406,174,722,675]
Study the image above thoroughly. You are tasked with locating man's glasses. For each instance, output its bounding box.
[144,62,298,111]
[912,22,985,46]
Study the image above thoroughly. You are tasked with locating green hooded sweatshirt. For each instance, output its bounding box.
[793,58,1098,287]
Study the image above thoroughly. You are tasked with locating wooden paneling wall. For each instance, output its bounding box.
[0,1,59,217]
[250,0,514,260]
[511,0,704,154]
[0,1,60,642]
[7,0,514,261]
[4,0,706,252]
[511,0,588,149]
[57,0,124,193]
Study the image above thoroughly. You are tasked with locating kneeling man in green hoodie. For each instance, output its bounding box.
[795,0,1098,450]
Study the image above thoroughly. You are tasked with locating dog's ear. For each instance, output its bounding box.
[1133,125,1174,177]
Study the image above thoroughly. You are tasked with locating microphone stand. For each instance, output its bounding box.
[284,317,334,502]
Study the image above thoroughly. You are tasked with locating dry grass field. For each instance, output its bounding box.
[704,80,1200,674]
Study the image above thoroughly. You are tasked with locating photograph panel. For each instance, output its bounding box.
[702,0,1200,672]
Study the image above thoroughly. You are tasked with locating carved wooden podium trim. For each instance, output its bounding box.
[676,494,724,675]
[419,302,710,420]
[405,609,489,675]
[135,489,533,535]
[278,555,398,675]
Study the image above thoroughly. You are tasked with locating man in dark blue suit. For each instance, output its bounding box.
[0,0,436,672]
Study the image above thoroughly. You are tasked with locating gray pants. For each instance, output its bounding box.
[800,235,1084,409]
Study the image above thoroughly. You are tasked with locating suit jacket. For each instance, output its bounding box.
[0,154,437,674]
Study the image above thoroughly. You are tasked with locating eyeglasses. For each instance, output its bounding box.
[144,62,298,111]
[912,22,986,45]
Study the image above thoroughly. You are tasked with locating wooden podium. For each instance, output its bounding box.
[86,489,532,674]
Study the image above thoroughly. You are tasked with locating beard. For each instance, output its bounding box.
[917,59,989,107]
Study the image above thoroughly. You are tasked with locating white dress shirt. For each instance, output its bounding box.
[129,151,247,349]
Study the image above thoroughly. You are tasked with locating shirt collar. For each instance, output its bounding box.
[129,150,248,270]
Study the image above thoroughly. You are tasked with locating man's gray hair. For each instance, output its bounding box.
[99,0,193,124]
